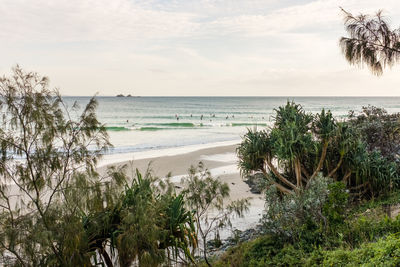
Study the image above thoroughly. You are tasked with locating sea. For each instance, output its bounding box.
[63,96,400,161]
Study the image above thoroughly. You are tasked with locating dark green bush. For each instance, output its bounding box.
[321,234,400,267]
[323,182,348,226]
[342,216,400,248]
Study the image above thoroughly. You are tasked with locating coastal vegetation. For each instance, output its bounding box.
[0,66,249,266]
[2,7,400,267]
[2,67,400,266]
[0,67,199,266]
[237,101,398,198]
[181,163,250,266]
[340,8,400,75]
[208,8,400,266]
[210,102,400,266]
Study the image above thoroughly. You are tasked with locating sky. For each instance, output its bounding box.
[1,0,400,96]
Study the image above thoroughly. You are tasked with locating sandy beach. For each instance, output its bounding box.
[99,143,265,238]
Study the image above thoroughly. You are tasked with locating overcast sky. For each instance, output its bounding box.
[1,0,400,96]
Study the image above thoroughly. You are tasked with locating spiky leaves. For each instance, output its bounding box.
[81,168,198,267]
[237,101,398,198]
[340,8,400,75]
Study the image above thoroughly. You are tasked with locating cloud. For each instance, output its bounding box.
[0,0,198,42]
[2,0,400,42]
[200,0,400,37]
[1,0,400,96]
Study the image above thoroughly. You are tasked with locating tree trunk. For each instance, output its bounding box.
[294,158,302,188]
[101,248,113,267]
[309,141,329,180]
[265,159,297,191]
[203,236,211,267]
[261,169,294,194]
[328,154,344,178]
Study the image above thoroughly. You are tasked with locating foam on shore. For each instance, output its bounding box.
[98,140,240,167]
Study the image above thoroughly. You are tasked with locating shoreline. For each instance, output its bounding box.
[98,139,241,168]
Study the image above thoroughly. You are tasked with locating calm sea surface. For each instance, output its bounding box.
[63,97,400,155]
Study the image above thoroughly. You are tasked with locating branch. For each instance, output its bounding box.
[309,141,329,180]
[328,154,344,178]
[265,159,297,191]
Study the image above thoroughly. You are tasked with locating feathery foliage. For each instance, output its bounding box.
[0,67,198,267]
[0,66,110,266]
[340,8,400,75]
[182,162,250,266]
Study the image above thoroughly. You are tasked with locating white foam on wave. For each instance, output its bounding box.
[98,140,240,167]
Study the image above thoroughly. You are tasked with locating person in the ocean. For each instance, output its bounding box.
[200,115,203,120]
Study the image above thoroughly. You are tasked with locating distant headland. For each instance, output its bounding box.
[116,94,135,97]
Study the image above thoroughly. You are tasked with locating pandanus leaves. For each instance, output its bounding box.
[162,194,197,263]
[238,101,399,198]
[237,129,271,175]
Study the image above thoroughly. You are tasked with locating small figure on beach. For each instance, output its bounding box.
[200,115,203,120]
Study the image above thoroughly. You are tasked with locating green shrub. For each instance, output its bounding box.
[242,235,283,266]
[262,176,349,247]
[322,234,400,267]
[323,182,348,225]
[213,242,250,267]
[342,216,400,248]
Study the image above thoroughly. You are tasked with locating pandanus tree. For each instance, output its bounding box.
[237,102,399,198]
[340,8,400,75]
[78,167,198,267]
[237,102,337,194]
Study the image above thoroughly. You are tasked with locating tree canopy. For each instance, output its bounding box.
[0,67,198,266]
[237,101,399,198]
[340,8,400,75]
